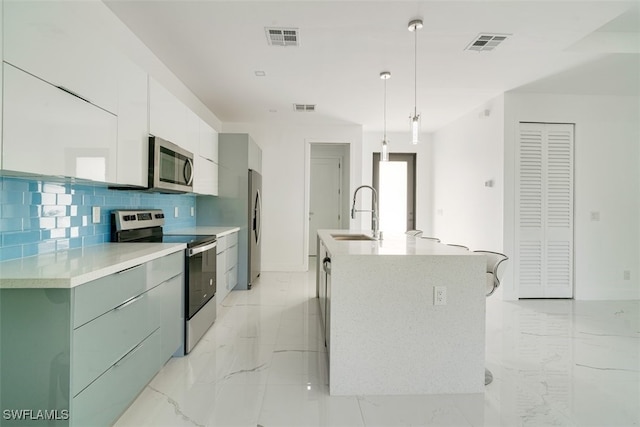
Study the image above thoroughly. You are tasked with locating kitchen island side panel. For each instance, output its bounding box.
[329,254,485,395]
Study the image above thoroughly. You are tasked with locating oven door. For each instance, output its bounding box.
[186,240,217,319]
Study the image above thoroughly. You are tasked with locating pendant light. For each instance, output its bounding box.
[380,71,391,162]
[408,18,423,145]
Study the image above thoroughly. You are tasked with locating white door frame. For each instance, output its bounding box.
[309,156,343,255]
[303,141,352,271]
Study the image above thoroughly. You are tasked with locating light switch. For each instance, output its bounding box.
[92,206,101,224]
[174,207,179,218]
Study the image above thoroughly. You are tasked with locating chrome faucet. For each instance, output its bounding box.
[351,185,379,239]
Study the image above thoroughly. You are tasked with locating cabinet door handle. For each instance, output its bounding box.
[115,293,144,311]
[57,85,91,104]
[114,340,146,367]
[117,264,143,274]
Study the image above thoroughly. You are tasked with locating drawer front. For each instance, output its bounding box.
[227,265,238,291]
[216,235,227,254]
[72,329,161,427]
[156,275,184,361]
[216,252,226,294]
[147,251,183,288]
[227,232,238,248]
[73,290,157,395]
[226,245,238,271]
[74,264,147,328]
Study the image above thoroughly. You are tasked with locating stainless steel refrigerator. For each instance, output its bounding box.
[196,133,262,290]
[248,169,262,287]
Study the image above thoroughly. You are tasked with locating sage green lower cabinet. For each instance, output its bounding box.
[72,290,157,396]
[152,274,184,360]
[0,251,184,427]
[71,329,161,427]
[216,231,239,306]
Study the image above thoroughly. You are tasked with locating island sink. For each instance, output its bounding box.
[330,233,376,241]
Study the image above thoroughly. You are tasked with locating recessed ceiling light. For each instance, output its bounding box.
[255,71,266,77]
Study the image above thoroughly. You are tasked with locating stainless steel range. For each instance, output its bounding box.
[111,209,217,354]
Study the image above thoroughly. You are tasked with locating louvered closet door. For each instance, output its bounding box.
[516,122,574,298]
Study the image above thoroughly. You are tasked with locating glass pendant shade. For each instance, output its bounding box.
[381,139,389,161]
[410,115,420,145]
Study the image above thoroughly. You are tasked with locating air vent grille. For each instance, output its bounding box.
[293,104,315,112]
[265,27,299,46]
[465,33,510,52]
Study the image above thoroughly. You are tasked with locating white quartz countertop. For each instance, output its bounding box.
[0,243,186,289]
[166,226,240,238]
[318,230,477,257]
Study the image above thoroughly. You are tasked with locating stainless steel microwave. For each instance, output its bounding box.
[148,136,194,193]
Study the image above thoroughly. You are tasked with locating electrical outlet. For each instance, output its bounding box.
[92,206,101,224]
[434,286,447,306]
[174,207,179,218]
[624,270,631,280]
[590,211,600,221]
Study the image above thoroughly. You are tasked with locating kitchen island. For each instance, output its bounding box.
[316,230,486,396]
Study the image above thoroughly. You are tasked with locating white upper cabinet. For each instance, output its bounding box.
[193,156,219,196]
[4,0,119,114]
[3,63,117,182]
[199,119,219,164]
[185,109,200,156]
[149,78,189,150]
[0,0,4,169]
[193,117,219,195]
[116,60,149,187]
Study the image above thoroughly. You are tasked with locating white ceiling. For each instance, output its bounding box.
[105,0,640,133]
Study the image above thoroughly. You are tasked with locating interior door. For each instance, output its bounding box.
[516,122,574,298]
[309,157,342,255]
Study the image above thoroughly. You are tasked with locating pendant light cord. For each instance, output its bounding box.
[414,26,418,117]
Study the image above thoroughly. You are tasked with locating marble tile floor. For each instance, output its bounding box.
[114,264,640,427]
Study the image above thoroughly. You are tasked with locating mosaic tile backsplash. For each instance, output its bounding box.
[0,176,197,261]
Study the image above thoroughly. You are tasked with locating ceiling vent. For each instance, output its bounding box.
[293,104,315,112]
[265,27,299,47]
[465,33,510,52]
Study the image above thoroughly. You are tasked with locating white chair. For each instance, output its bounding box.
[447,244,469,250]
[474,250,508,297]
[474,250,508,385]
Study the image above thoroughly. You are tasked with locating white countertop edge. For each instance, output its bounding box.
[317,229,483,257]
[166,226,241,238]
[0,243,186,289]
[68,244,186,287]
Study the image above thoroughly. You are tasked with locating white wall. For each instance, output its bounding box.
[222,122,363,271]
[504,93,640,300]
[362,131,434,236]
[431,97,506,252]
